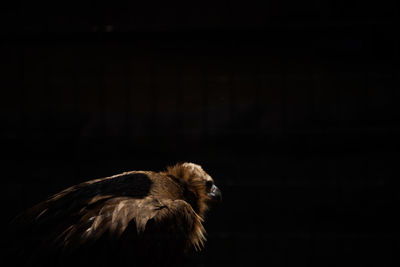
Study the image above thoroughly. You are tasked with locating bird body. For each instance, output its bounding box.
[8,163,221,267]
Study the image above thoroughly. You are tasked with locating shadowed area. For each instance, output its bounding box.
[1,2,398,266]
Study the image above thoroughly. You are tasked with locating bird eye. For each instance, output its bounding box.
[206,180,213,190]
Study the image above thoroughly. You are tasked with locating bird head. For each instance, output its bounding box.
[166,162,221,217]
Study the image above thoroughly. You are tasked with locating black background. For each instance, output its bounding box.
[1,1,399,266]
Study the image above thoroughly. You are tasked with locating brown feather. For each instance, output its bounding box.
[9,162,218,267]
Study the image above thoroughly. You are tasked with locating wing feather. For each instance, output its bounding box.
[9,171,207,267]
[53,196,205,251]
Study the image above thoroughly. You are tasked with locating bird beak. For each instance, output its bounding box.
[207,185,222,203]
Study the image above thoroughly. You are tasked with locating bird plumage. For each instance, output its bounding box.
[7,162,221,267]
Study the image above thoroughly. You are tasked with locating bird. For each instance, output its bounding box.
[7,162,221,267]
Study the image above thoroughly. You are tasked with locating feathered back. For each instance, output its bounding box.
[8,162,218,267]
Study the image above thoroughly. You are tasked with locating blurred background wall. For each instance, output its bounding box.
[1,1,399,266]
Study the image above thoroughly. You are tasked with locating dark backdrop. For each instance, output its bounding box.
[1,1,399,267]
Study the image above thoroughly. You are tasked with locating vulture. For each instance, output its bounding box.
[8,162,221,267]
